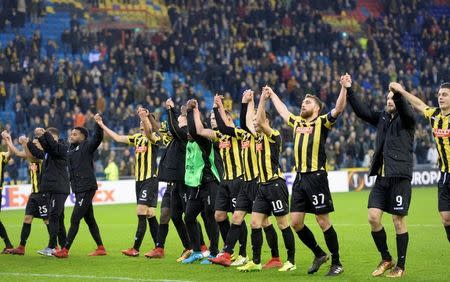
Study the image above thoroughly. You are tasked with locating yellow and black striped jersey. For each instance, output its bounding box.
[213,130,243,180]
[423,107,450,172]
[234,128,259,181]
[29,160,43,193]
[128,132,161,181]
[0,152,9,188]
[255,129,283,183]
[287,112,336,173]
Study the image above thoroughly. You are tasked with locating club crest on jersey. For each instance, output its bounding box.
[219,140,231,149]
[135,146,148,153]
[296,126,313,134]
[433,128,450,138]
[241,140,250,148]
[256,142,263,151]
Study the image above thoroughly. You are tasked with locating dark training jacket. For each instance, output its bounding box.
[347,88,416,180]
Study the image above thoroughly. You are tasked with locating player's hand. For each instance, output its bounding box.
[1,130,10,140]
[187,99,197,110]
[262,86,272,99]
[166,98,174,109]
[389,82,403,93]
[18,136,29,144]
[242,89,253,103]
[34,128,45,138]
[94,113,103,125]
[340,73,352,88]
[214,94,224,108]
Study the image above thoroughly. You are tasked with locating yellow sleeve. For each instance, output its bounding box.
[422,107,438,120]
[321,112,337,129]
[212,130,221,143]
[287,114,298,128]
[149,133,161,145]
[127,133,141,146]
[267,129,280,143]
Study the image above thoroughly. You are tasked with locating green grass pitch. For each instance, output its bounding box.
[0,188,448,281]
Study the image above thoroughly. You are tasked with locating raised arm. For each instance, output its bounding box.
[256,88,273,136]
[26,139,45,160]
[87,114,104,152]
[1,131,27,159]
[390,82,427,113]
[95,115,129,144]
[347,87,380,127]
[186,100,211,147]
[166,99,188,142]
[39,131,67,158]
[330,74,349,118]
[213,94,237,137]
[138,107,159,143]
[267,87,292,122]
[243,90,257,136]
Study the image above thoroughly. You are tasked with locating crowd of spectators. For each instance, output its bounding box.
[0,0,448,183]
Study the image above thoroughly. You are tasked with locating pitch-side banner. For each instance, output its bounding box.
[1,171,349,211]
[348,168,441,191]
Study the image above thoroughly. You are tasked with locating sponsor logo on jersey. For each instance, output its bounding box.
[433,128,450,138]
[135,146,148,153]
[296,126,313,134]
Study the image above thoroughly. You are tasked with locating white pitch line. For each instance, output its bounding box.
[0,272,192,282]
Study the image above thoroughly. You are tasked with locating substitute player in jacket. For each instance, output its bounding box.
[54,114,106,258]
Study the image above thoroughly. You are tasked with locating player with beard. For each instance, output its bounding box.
[267,75,348,276]
[390,82,450,244]
[346,79,416,278]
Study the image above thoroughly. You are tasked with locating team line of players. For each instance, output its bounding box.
[0,74,449,278]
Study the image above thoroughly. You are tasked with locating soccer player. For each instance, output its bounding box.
[29,127,70,256]
[267,76,348,276]
[53,114,107,258]
[211,90,283,268]
[347,79,415,278]
[237,88,296,272]
[1,131,48,255]
[181,99,221,264]
[145,99,193,261]
[97,108,160,257]
[391,82,450,244]
[0,134,13,253]
[183,96,247,265]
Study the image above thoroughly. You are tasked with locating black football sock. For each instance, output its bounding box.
[148,216,159,246]
[156,223,169,248]
[445,225,450,242]
[224,223,241,254]
[20,223,32,246]
[133,215,147,251]
[396,232,409,269]
[324,225,341,266]
[251,228,263,264]
[238,220,248,257]
[281,226,296,264]
[296,225,326,257]
[264,224,279,258]
[371,227,392,261]
[217,218,230,243]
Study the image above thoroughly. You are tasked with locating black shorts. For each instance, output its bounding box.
[437,172,450,212]
[172,181,188,214]
[215,177,244,212]
[135,178,158,207]
[161,183,172,209]
[290,171,334,214]
[252,178,289,216]
[368,176,412,216]
[235,178,259,213]
[25,193,49,218]
[186,181,218,213]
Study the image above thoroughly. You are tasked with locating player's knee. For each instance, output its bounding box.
[392,215,406,231]
[368,213,381,228]
[250,219,262,229]
[276,220,289,230]
[440,213,450,226]
[147,208,156,218]
[316,216,331,230]
[136,205,148,215]
[291,218,304,231]
[231,213,244,225]
[214,211,227,222]
[160,211,171,224]
[24,215,33,224]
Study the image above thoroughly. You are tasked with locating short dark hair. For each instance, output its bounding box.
[265,111,272,125]
[46,127,59,136]
[73,127,89,139]
[440,83,450,90]
[304,94,324,112]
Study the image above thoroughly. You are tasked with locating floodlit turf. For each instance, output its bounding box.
[0,188,448,281]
